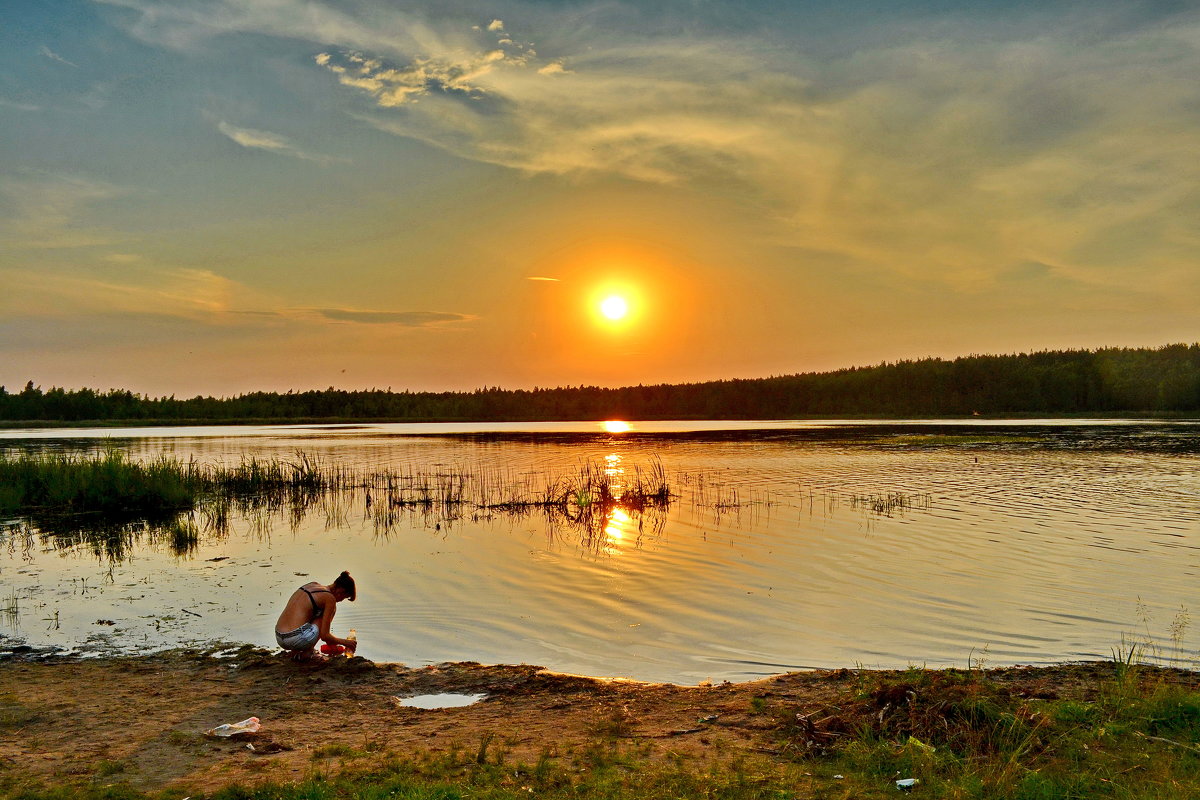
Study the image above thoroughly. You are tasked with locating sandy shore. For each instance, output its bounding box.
[1,647,1193,795]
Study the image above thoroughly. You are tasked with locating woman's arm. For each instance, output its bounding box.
[316,597,356,650]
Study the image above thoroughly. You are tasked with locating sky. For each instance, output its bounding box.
[2,0,1198,397]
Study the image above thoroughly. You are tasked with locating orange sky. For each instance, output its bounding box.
[2,1,1198,395]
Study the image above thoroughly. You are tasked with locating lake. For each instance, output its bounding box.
[1,419,1197,684]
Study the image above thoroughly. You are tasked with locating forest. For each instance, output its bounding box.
[3,344,1199,423]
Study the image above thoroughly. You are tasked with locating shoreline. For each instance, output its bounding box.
[3,411,1199,431]
[3,646,1198,797]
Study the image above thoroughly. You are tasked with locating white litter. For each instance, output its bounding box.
[206,717,261,737]
[896,778,919,789]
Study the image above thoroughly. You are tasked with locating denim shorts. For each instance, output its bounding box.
[275,622,320,651]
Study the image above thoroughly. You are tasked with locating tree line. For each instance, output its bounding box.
[3,344,1199,423]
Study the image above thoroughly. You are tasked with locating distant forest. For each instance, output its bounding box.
[4,345,1200,423]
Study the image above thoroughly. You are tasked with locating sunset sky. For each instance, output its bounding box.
[3,1,1198,396]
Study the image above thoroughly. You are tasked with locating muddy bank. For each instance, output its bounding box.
[1,647,1197,796]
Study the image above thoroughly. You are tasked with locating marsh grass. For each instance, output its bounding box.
[0,591,18,627]
[0,451,676,558]
[0,450,196,519]
[848,491,931,516]
[361,456,673,546]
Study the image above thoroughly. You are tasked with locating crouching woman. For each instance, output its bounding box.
[275,571,357,659]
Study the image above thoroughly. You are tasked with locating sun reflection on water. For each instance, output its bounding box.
[604,508,632,547]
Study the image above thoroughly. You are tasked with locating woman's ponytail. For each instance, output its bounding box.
[333,570,356,601]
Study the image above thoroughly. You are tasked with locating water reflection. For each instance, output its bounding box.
[1,425,1198,683]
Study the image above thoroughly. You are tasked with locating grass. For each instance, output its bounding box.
[4,661,1198,800]
[0,450,676,558]
[848,491,932,516]
[778,660,1200,799]
[2,743,807,800]
[0,450,197,519]
[0,692,39,730]
[1,591,18,627]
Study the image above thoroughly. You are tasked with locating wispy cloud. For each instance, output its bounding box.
[96,0,454,57]
[95,0,1200,294]
[0,264,244,319]
[526,276,560,282]
[309,308,476,326]
[314,8,1199,293]
[39,45,78,68]
[216,121,336,164]
[0,174,123,249]
[0,98,42,112]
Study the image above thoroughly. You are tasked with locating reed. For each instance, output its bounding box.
[366,457,674,545]
[0,451,676,557]
[0,450,197,519]
[848,491,931,517]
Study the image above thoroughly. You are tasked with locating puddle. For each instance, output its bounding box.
[396,693,487,709]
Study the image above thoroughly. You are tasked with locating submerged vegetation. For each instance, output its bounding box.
[0,448,929,560]
[3,344,1200,423]
[0,450,676,559]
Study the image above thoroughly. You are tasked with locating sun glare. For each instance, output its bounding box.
[602,420,631,433]
[600,295,629,320]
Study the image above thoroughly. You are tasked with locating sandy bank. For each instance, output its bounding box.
[1,647,1196,796]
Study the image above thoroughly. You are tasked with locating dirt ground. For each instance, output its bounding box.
[0,648,1191,795]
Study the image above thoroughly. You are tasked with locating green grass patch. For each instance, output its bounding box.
[781,664,1200,799]
[0,450,197,519]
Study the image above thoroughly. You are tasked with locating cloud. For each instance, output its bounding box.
[315,30,535,108]
[0,98,42,112]
[39,45,78,68]
[218,121,291,151]
[0,263,245,319]
[0,175,124,249]
[309,308,476,326]
[526,276,560,282]
[312,7,1199,294]
[96,0,1200,294]
[216,121,335,163]
[95,0,457,58]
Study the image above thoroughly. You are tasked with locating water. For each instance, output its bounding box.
[2,419,1198,684]
[398,693,488,709]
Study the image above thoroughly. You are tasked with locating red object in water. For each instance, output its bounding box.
[320,643,346,655]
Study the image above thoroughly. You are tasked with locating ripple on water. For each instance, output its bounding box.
[2,423,1198,682]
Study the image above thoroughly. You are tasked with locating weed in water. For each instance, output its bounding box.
[0,591,18,627]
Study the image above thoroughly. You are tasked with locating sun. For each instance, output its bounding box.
[599,295,629,321]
